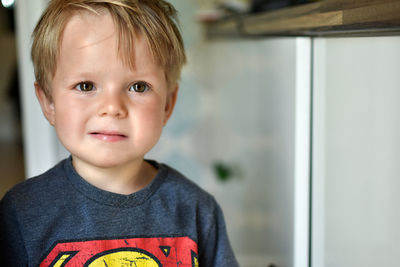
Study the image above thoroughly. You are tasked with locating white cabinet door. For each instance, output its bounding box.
[312,36,400,267]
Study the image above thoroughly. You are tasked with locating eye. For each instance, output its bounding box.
[129,81,150,93]
[75,82,95,92]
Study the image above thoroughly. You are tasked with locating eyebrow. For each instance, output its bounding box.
[61,72,96,84]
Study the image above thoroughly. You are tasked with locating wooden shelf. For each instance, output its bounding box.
[205,0,400,38]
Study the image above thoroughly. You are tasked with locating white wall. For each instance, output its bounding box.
[312,36,400,267]
[15,0,67,178]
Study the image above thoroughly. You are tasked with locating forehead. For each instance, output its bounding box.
[61,10,117,55]
[59,9,156,72]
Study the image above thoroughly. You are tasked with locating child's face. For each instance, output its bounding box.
[36,11,177,169]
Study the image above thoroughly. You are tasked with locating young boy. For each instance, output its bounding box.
[0,0,238,266]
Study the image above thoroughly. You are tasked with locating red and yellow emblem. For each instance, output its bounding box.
[40,237,199,267]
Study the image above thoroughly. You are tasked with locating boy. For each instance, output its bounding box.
[0,0,238,266]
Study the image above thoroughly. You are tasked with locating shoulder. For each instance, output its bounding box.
[154,162,225,235]
[158,163,214,198]
[155,162,219,210]
[154,163,239,266]
[1,159,68,209]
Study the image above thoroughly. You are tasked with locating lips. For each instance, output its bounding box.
[89,131,127,142]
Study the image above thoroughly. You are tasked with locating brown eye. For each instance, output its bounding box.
[129,81,150,93]
[75,82,94,92]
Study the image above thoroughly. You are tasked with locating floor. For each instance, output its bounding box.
[0,141,25,198]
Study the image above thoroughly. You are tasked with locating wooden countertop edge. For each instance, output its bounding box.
[205,0,400,37]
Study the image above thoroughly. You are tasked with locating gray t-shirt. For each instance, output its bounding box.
[0,157,238,266]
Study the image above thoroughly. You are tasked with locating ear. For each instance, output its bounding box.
[35,82,55,126]
[163,84,179,125]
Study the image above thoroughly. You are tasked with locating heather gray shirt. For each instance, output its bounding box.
[0,157,238,266]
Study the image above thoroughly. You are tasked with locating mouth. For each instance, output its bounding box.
[89,131,128,142]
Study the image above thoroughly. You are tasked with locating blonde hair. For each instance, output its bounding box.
[31,0,186,98]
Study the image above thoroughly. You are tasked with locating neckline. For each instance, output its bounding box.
[62,156,166,208]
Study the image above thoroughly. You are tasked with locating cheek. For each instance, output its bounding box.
[53,101,88,139]
[54,112,77,142]
[138,96,166,122]
[139,105,165,132]
[133,101,166,139]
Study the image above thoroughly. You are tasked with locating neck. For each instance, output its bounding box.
[71,157,157,195]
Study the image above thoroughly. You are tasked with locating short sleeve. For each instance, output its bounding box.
[198,197,239,267]
[0,192,28,266]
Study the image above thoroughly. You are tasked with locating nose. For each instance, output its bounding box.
[98,91,128,119]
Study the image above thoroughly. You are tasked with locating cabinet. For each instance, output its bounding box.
[312,36,400,267]
[201,1,400,266]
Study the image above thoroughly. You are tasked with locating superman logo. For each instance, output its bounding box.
[40,236,199,267]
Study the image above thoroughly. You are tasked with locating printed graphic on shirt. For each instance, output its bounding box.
[40,236,198,267]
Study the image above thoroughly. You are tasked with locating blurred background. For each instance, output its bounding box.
[0,0,24,198]
[1,0,400,267]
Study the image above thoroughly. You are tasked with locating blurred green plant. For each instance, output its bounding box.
[213,161,242,182]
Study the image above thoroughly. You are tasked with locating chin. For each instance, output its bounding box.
[72,152,142,170]
[90,157,139,169]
